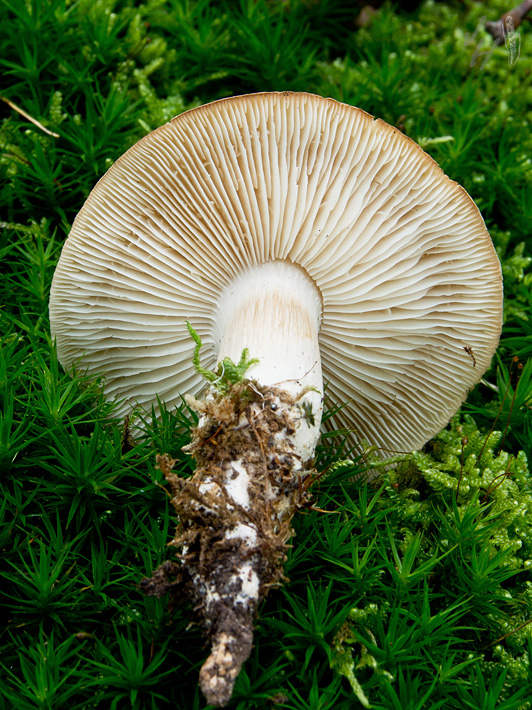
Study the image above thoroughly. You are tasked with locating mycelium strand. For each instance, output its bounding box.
[142,260,324,707]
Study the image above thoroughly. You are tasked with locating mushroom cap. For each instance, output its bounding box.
[50,92,502,454]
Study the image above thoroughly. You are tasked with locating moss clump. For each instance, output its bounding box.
[383,415,532,570]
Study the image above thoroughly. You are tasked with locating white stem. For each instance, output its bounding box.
[215,260,323,462]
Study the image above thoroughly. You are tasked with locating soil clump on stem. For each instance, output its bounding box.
[141,380,316,707]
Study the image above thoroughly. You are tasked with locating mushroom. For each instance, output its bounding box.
[49,92,502,706]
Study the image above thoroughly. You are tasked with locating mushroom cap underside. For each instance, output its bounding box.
[50,91,503,454]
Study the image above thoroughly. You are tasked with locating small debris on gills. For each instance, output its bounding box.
[141,381,315,707]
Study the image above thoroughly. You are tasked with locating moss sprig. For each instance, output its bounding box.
[186,321,259,395]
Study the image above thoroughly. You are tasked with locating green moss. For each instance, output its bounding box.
[381,416,531,565]
[186,321,259,394]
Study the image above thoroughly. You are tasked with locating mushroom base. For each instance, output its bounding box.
[140,380,318,707]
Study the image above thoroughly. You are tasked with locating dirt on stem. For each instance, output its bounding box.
[140,380,314,707]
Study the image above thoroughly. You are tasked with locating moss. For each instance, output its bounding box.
[381,415,532,568]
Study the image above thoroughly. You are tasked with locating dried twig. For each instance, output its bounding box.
[0,95,60,137]
[485,0,532,42]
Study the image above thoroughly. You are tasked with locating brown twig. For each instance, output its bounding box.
[0,95,60,137]
[2,151,31,166]
[482,616,532,649]
[482,455,514,504]
[485,0,532,42]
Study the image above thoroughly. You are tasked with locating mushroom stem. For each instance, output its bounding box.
[142,264,325,705]
[144,376,321,706]
[215,260,323,451]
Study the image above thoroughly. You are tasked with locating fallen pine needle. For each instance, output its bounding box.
[1,95,60,137]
